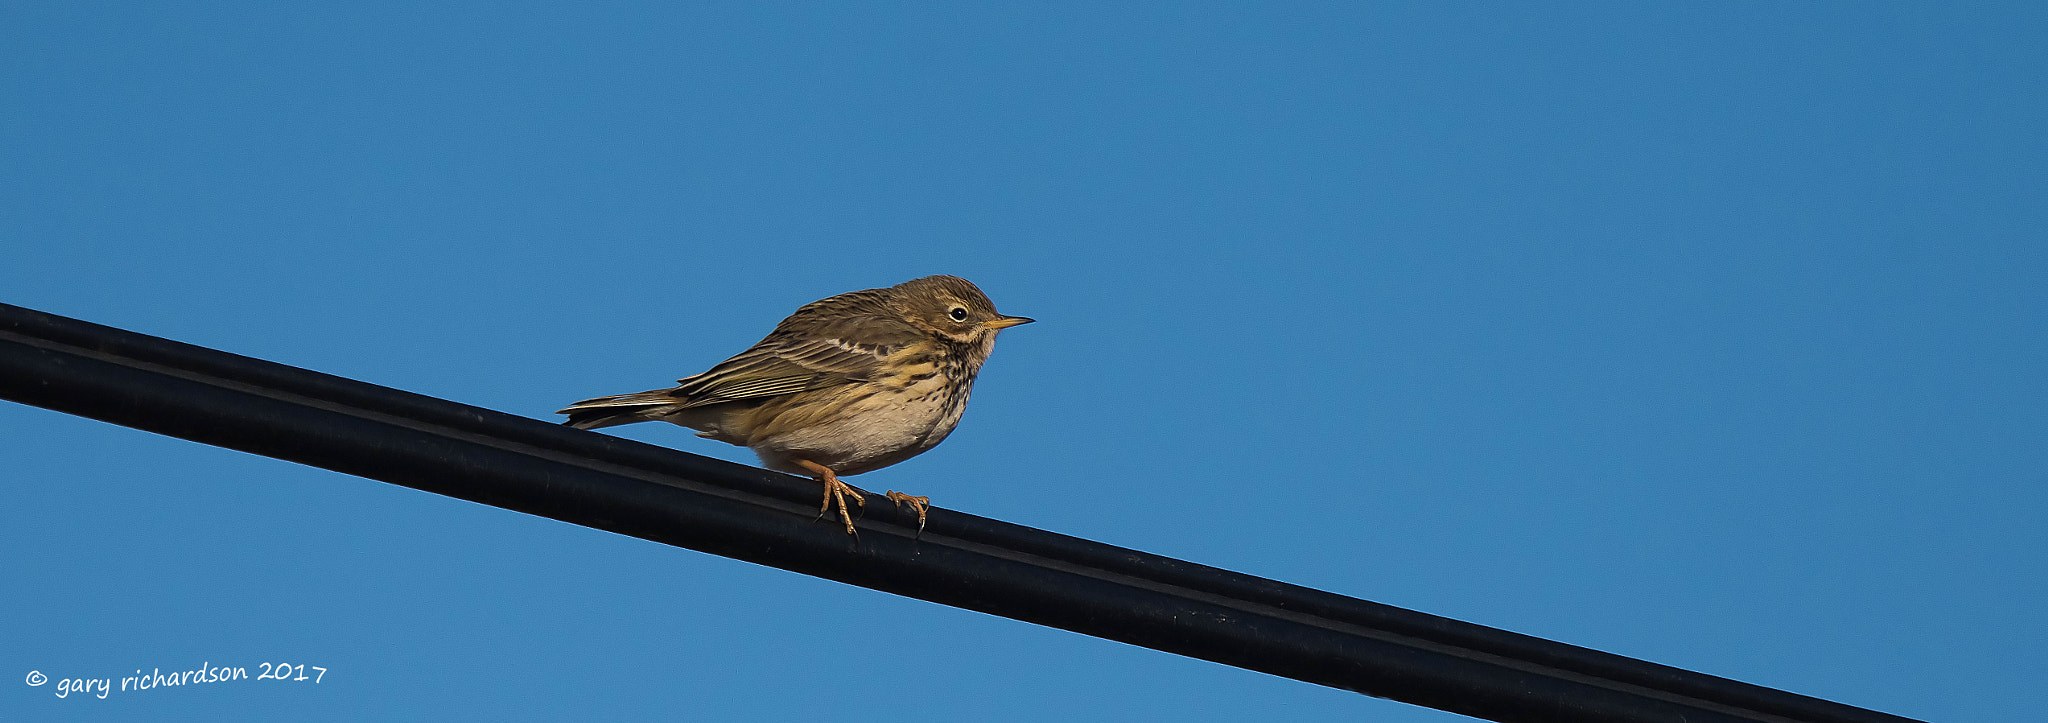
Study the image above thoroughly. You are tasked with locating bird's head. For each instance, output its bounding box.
[892,275,1033,347]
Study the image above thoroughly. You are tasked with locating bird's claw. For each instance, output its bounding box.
[885,491,929,532]
[819,477,866,535]
[795,458,865,535]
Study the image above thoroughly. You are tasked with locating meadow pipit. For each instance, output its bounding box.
[558,275,1032,534]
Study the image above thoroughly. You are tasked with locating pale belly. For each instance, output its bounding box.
[748,384,969,476]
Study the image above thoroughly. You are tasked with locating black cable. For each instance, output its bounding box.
[0,303,1922,723]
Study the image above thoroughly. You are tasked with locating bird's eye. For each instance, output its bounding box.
[948,306,969,321]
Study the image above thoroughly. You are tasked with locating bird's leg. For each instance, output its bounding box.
[884,491,930,532]
[794,458,863,535]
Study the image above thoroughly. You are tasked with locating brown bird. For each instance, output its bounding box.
[558,275,1032,534]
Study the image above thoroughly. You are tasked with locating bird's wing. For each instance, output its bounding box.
[668,313,923,408]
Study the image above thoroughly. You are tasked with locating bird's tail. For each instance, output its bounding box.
[556,389,682,430]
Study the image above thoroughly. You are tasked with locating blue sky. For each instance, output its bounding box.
[4,3,2043,720]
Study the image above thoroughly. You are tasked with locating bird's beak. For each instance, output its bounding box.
[986,315,1035,329]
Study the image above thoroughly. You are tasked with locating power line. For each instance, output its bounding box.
[0,303,1920,723]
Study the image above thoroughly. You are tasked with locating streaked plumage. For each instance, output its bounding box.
[558,275,1032,533]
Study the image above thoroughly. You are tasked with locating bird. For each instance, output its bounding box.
[557,275,1032,535]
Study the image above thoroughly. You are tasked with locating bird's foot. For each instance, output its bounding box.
[885,491,929,532]
[795,458,864,535]
[819,477,866,535]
